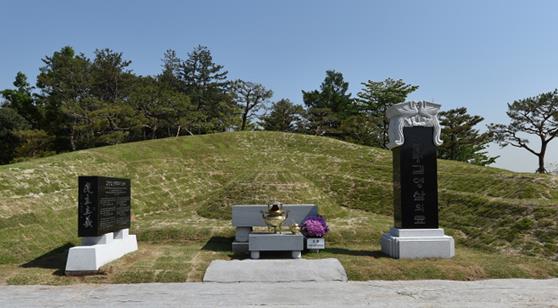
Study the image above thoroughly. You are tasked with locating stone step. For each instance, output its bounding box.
[203,258,347,283]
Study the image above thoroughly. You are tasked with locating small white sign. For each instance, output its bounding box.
[306,238,325,249]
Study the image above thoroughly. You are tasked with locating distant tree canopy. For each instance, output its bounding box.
[260,99,305,132]
[0,45,243,164]
[2,44,556,172]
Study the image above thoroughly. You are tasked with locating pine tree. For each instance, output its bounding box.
[174,46,236,133]
[302,70,354,137]
[36,46,92,151]
[230,80,273,130]
[438,107,497,166]
[489,90,558,173]
[356,78,418,148]
[0,107,30,163]
[0,72,41,127]
[260,99,305,132]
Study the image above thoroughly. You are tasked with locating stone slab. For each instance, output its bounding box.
[392,228,445,237]
[380,227,454,259]
[249,233,304,252]
[65,228,138,274]
[232,204,317,227]
[203,258,348,282]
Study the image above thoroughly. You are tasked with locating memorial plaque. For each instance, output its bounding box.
[392,127,438,228]
[78,176,131,237]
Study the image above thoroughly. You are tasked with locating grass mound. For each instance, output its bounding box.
[1,131,557,284]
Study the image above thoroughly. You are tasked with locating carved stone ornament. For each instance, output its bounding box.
[386,101,443,149]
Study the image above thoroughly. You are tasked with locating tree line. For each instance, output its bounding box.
[1,45,557,173]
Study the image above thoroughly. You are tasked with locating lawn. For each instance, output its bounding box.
[1,131,557,284]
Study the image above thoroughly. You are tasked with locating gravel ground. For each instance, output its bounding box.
[1,279,557,307]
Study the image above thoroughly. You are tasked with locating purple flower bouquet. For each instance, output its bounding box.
[301,215,329,238]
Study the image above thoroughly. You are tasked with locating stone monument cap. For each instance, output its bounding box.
[386,101,443,149]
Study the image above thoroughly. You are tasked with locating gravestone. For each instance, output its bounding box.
[66,176,138,275]
[78,176,131,237]
[380,101,455,259]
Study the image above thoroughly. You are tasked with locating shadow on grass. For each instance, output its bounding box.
[324,247,389,258]
[201,236,233,252]
[20,243,74,276]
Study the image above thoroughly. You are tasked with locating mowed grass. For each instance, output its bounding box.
[4,212,558,284]
[0,131,557,284]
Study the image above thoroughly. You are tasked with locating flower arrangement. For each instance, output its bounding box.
[301,215,329,238]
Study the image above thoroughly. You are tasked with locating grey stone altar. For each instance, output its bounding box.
[231,204,317,258]
[380,101,455,259]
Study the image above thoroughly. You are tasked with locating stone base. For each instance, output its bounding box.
[380,228,454,259]
[249,233,303,259]
[65,229,138,275]
[203,258,347,282]
[232,241,249,254]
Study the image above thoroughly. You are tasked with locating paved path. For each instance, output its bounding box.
[1,279,557,307]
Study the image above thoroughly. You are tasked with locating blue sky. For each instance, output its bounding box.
[1,0,557,172]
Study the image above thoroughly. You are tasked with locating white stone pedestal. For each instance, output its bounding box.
[380,228,454,259]
[65,228,138,275]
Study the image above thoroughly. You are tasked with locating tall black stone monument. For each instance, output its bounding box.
[380,101,454,259]
[392,126,438,229]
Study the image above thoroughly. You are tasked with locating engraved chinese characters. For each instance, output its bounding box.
[82,182,95,229]
[392,127,439,228]
[78,176,131,237]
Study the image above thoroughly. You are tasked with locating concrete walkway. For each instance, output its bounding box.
[1,279,557,307]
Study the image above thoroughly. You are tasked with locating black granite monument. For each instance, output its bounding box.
[392,126,438,228]
[78,176,131,237]
[381,101,454,259]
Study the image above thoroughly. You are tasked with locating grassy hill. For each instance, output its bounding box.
[1,131,557,284]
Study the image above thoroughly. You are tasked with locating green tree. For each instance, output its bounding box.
[260,99,305,132]
[165,46,236,133]
[37,47,143,150]
[36,46,92,151]
[160,49,182,91]
[231,79,273,130]
[0,107,30,164]
[129,76,193,138]
[488,90,558,173]
[12,129,55,161]
[356,78,418,148]
[438,107,497,166]
[0,72,42,127]
[90,48,134,102]
[302,70,354,137]
[340,114,380,146]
